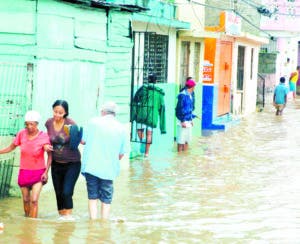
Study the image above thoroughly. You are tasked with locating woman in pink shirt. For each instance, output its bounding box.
[0,111,51,218]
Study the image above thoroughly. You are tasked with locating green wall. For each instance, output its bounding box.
[130,82,203,158]
[0,0,133,196]
[0,0,195,195]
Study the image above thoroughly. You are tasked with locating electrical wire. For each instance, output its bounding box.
[176,1,232,12]
[234,10,272,38]
[241,0,300,17]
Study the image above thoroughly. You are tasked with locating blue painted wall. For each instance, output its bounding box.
[202,84,225,130]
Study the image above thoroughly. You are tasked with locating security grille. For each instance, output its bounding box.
[143,32,168,84]
[0,62,32,198]
[0,63,32,136]
[0,156,14,198]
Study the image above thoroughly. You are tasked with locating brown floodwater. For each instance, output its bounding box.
[1,101,300,243]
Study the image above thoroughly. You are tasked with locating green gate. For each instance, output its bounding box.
[0,156,15,198]
[0,62,32,136]
[0,62,32,198]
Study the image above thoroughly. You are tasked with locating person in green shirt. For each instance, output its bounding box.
[131,74,166,157]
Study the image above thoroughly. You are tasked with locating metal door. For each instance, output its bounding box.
[0,62,32,198]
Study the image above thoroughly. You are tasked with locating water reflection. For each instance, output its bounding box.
[2,103,300,242]
[16,219,40,244]
[52,222,76,243]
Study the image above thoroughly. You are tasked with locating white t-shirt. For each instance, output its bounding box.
[81,114,127,180]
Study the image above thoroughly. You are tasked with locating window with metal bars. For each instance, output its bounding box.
[143,32,168,84]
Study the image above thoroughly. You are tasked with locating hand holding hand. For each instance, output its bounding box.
[41,172,48,184]
[44,144,53,152]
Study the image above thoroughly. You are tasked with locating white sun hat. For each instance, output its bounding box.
[25,110,41,122]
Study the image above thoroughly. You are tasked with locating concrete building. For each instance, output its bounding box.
[175,0,206,137]
[259,0,300,96]
[0,0,190,195]
[202,0,268,131]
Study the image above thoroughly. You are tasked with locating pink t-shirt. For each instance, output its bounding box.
[14,129,50,170]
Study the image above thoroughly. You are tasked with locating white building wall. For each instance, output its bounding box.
[232,41,261,116]
[277,37,299,82]
[243,46,259,115]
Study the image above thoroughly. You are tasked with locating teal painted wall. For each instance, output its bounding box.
[105,10,133,123]
[131,81,203,158]
[0,0,133,195]
[0,0,189,193]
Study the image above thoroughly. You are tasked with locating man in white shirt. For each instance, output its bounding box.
[81,101,127,219]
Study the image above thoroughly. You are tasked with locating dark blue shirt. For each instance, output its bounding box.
[175,89,195,122]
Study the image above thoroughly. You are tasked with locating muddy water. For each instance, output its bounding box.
[1,102,300,243]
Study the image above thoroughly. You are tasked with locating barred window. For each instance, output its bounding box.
[143,32,169,83]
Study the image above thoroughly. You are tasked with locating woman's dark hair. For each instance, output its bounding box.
[52,100,69,118]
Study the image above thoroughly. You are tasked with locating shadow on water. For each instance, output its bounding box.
[2,101,300,242]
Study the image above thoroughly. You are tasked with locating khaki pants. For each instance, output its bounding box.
[274,104,284,111]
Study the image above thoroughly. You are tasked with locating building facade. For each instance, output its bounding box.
[0,0,191,194]
[260,0,300,95]
[176,0,206,137]
[202,1,268,131]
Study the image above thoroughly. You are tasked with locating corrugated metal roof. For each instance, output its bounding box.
[61,0,148,12]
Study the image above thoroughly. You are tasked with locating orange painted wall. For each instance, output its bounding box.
[217,40,232,115]
[203,38,216,84]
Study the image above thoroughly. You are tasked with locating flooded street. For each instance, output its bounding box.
[2,102,300,243]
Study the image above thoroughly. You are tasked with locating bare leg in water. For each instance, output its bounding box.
[20,182,43,218]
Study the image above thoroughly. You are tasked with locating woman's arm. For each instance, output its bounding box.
[0,143,16,154]
[41,150,52,183]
